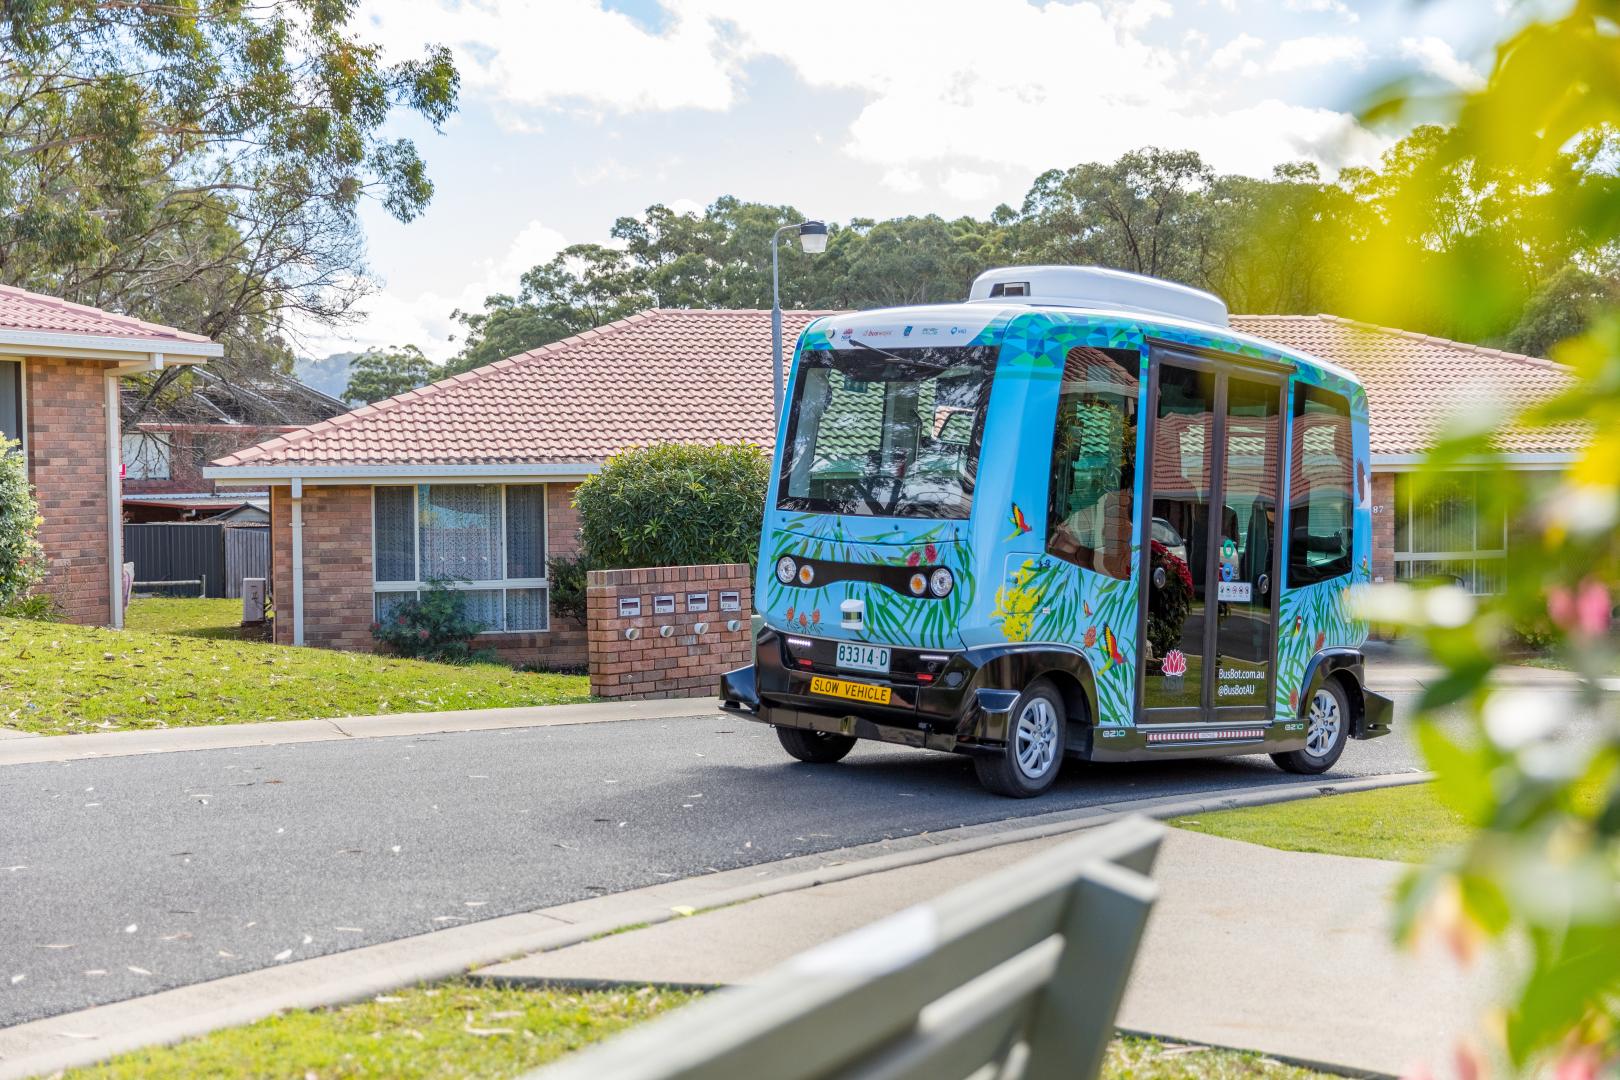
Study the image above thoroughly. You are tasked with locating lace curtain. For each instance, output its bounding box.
[420,484,501,581]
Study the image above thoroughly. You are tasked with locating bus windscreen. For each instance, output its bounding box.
[777,344,997,519]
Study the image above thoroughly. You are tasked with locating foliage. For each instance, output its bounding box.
[0,439,45,611]
[370,583,491,663]
[0,590,55,621]
[575,443,771,571]
[1352,3,1620,1071]
[343,345,437,405]
[0,2,458,419]
[66,979,696,1080]
[547,551,594,623]
[0,614,587,736]
[1145,539,1193,663]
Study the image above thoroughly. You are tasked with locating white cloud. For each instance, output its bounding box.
[1283,0,1358,22]
[1211,32,1264,70]
[1399,36,1486,91]
[358,0,1386,181]
[940,168,1003,203]
[296,220,571,362]
[1265,34,1369,74]
[358,0,739,120]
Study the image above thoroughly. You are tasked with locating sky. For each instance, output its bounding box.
[302,0,1517,363]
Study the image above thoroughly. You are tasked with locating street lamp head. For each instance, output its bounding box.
[797,220,828,255]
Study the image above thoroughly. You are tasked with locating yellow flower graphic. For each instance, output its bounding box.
[992,559,1043,643]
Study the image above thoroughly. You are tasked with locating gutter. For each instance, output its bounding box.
[203,462,602,487]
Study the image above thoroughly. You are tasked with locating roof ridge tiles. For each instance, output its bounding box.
[0,281,212,342]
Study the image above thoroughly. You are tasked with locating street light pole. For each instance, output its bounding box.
[770,220,827,430]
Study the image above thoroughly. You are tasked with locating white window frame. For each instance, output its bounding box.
[1391,471,1507,595]
[371,482,551,634]
[121,430,172,480]
[0,358,25,456]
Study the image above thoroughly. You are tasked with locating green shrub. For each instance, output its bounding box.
[547,551,593,622]
[370,581,494,663]
[0,592,58,621]
[0,439,46,612]
[575,442,770,571]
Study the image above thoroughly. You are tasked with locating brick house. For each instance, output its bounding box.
[0,284,221,625]
[205,308,1580,666]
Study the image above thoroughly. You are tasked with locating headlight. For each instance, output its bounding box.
[798,563,815,585]
[776,556,797,584]
[929,567,953,597]
[908,573,927,596]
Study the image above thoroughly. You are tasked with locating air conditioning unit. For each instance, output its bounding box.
[968,265,1229,327]
[241,577,267,625]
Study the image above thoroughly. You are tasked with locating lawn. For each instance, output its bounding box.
[0,602,592,736]
[124,597,257,640]
[1173,782,1465,864]
[63,980,1333,1080]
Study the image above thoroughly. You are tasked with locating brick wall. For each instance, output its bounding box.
[267,484,374,650]
[267,480,587,668]
[1370,471,1396,585]
[586,564,752,699]
[24,358,112,625]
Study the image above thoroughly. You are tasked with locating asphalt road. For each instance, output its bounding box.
[0,690,1435,1028]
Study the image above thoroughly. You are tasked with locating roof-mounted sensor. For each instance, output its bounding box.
[968,265,1229,327]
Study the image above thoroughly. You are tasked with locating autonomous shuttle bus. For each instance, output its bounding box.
[720,266,1394,797]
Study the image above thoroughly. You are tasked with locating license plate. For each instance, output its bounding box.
[809,676,892,706]
[837,642,891,674]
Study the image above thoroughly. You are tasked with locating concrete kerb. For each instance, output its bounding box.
[0,770,1431,1079]
[0,697,724,767]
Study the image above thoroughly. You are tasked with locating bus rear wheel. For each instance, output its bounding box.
[974,680,1067,798]
[1272,681,1349,774]
[776,726,857,764]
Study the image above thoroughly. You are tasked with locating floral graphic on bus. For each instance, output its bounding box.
[1161,649,1188,677]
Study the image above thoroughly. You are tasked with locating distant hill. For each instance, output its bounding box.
[294,351,358,402]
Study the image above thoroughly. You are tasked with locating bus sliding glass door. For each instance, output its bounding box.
[1140,354,1283,722]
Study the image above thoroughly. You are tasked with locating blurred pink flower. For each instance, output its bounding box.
[1548,578,1613,640]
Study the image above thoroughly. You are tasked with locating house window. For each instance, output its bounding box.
[1046,347,1138,580]
[121,432,172,480]
[372,483,549,632]
[1286,384,1354,587]
[1392,472,1506,593]
[0,360,21,451]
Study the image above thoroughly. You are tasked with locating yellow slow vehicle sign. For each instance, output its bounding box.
[809,676,892,706]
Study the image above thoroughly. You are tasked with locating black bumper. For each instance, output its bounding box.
[717,628,1025,755]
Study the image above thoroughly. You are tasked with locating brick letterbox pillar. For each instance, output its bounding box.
[585,564,753,700]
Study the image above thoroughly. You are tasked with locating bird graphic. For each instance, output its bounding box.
[1083,600,1094,618]
[1005,502,1033,541]
[1099,624,1125,672]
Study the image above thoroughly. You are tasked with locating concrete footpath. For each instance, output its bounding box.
[478,822,1482,1076]
[0,696,721,766]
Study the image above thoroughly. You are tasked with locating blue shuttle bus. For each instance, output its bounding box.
[721,266,1393,797]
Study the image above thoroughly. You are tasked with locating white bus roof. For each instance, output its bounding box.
[967,265,1228,327]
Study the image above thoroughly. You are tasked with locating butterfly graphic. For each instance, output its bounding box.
[1099,624,1125,672]
[1005,502,1033,541]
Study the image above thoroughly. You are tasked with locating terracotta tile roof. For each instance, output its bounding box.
[1230,314,1582,457]
[212,308,1582,471]
[212,310,836,468]
[0,283,214,344]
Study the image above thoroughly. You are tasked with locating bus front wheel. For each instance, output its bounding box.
[776,726,857,764]
[1272,681,1349,774]
[974,680,1067,798]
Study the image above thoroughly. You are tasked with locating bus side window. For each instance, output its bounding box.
[1045,346,1139,580]
[1287,384,1353,586]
